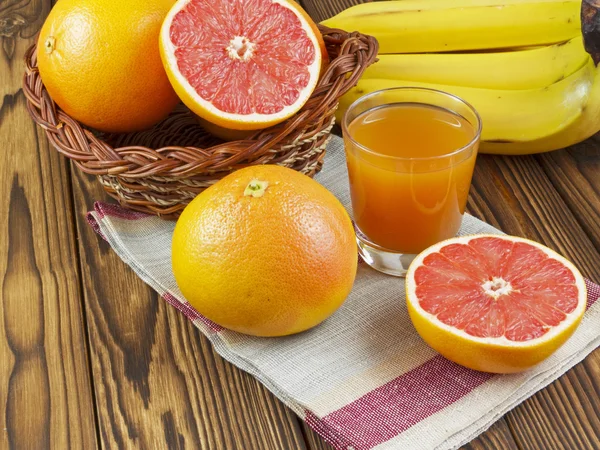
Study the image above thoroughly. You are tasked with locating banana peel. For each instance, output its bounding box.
[338,61,594,145]
[484,0,600,154]
[330,0,600,155]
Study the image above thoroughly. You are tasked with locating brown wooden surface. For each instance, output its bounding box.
[0,1,98,449]
[1,0,599,449]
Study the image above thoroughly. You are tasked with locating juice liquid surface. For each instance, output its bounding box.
[345,103,478,254]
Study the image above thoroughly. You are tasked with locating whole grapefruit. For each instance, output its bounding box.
[171,165,357,337]
[37,0,180,133]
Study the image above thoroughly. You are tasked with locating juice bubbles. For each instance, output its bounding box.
[342,88,481,276]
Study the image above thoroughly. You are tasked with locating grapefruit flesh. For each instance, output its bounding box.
[406,235,587,373]
[160,0,323,130]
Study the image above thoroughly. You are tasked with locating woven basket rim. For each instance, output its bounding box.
[23,25,379,217]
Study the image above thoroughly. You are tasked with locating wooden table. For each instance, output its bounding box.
[2,0,600,448]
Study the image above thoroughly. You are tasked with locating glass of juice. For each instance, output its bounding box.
[342,87,482,277]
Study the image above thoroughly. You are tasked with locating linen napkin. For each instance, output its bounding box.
[87,135,600,450]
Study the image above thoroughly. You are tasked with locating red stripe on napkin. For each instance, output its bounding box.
[162,292,224,332]
[86,212,107,241]
[308,280,600,450]
[307,355,493,450]
[586,279,599,308]
[93,202,151,221]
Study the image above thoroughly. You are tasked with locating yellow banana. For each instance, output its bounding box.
[322,0,580,53]
[478,0,600,154]
[337,59,595,144]
[362,37,588,90]
[325,0,579,20]
[480,63,600,154]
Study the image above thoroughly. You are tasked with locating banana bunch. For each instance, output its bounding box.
[323,0,600,155]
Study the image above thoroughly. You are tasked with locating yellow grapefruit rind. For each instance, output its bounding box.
[37,0,180,134]
[171,165,357,337]
[405,234,587,374]
[159,0,323,130]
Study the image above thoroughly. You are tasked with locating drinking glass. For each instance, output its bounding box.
[342,87,482,277]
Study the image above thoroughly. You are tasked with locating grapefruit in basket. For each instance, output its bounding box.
[406,235,586,373]
[171,165,357,337]
[37,0,180,133]
[159,0,327,131]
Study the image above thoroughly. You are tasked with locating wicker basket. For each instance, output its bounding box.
[23,26,378,218]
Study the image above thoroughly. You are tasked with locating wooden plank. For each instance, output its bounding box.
[472,154,600,280]
[460,421,520,450]
[468,153,600,449]
[70,170,309,449]
[0,0,98,448]
[535,135,600,253]
[301,0,371,23]
[301,423,335,450]
[507,370,600,450]
[531,137,600,448]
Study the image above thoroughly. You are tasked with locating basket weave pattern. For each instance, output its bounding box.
[23,26,378,218]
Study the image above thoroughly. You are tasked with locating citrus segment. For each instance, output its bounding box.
[406,235,586,373]
[160,0,323,130]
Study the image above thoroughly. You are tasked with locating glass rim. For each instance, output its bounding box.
[342,87,483,162]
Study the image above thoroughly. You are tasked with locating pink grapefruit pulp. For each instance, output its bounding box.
[406,235,587,373]
[159,0,324,130]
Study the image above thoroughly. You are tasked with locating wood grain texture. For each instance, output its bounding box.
[536,135,600,254]
[467,153,600,450]
[301,423,335,450]
[0,1,98,449]
[301,0,371,23]
[70,170,309,449]
[0,0,49,96]
[460,421,520,450]
[471,154,600,280]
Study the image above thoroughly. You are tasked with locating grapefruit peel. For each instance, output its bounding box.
[406,234,587,373]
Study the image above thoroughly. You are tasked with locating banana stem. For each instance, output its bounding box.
[583,0,600,65]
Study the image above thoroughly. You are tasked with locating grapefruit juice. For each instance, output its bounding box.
[342,88,481,275]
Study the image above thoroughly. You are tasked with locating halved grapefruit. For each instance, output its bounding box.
[406,235,587,373]
[159,0,325,131]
